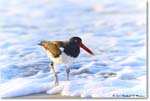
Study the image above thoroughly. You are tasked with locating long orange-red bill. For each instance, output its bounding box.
[80,43,95,56]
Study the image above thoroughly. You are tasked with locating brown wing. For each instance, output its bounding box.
[41,41,63,58]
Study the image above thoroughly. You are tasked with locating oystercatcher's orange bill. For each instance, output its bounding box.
[80,43,95,56]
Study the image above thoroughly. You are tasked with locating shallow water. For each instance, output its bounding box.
[0,0,147,98]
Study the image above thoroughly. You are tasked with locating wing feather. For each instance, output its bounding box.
[42,41,62,58]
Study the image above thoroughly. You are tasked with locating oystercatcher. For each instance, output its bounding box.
[38,37,94,85]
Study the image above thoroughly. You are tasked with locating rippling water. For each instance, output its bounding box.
[0,0,147,98]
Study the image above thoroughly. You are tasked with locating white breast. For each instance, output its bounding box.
[46,50,75,65]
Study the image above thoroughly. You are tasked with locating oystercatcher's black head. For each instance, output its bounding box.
[69,37,82,45]
[69,37,95,56]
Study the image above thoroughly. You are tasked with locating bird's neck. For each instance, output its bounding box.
[63,43,80,58]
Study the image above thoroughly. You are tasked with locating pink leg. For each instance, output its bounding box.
[66,68,70,81]
[50,62,59,85]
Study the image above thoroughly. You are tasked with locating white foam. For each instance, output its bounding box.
[0,66,146,98]
[0,78,51,98]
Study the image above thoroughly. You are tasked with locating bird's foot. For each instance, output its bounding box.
[54,80,59,85]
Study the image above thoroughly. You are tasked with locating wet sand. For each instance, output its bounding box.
[7,93,81,99]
